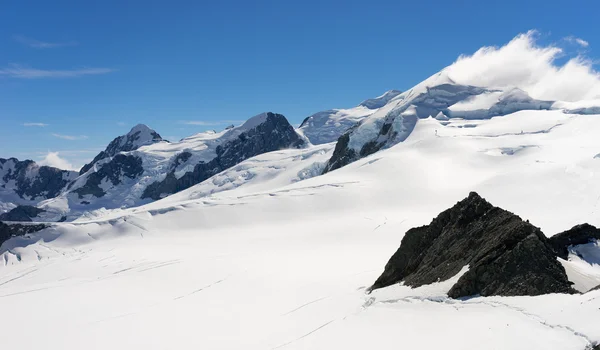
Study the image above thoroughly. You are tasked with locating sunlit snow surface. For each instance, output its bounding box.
[2,111,600,349]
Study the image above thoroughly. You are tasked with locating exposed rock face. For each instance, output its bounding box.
[371,192,576,298]
[0,221,47,248]
[142,112,304,200]
[0,157,77,200]
[74,154,144,198]
[549,223,600,260]
[0,205,46,222]
[80,124,163,175]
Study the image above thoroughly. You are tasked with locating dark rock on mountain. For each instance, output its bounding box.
[0,221,47,248]
[0,205,46,222]
[549,223,600,259]
[298,90,402,146]
[0,157,77,200]
[74,154,144,198]
[371,192,576,298]
[142,112,304,200]
[321,134,356,173]
[80,124,163,175]
[323,114,418,173]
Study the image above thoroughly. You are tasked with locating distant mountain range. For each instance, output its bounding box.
[2,66,599,223]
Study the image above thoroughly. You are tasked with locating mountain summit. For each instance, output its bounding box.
[79,124,164,175]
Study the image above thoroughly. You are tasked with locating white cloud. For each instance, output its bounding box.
[180,120,243,126]
[444,31,600,102]
[23,122,48,127]
[0,64,115,79]
[52,133,88,140]
[117,122,127,126]
[13,35,77,49]
[565,36,590,48]
[38,152,76,171]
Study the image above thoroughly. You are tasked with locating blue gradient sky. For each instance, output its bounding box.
[0,0,597,169]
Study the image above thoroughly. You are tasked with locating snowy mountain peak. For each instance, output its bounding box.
[127,123,154,136]
[79,124,164,175]
[237,112,272,131]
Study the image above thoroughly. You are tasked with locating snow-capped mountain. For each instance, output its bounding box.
[0,158,78,213]
[297,90,401,145]
[322,73,566,173]
[28,112,305,220]
[79,123,164,174]
[2,32,600,350]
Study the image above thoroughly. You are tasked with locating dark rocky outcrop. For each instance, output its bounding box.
[74,154,144,198]
[80,124,163,175]
[0,157,77,200]
[549,223,600,259]
[371,192,577,298]
[0,221,47,247]
[0,205,46,222]
[142,112,304,200]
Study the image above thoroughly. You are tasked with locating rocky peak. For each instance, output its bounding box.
[0,157,77,201]
[79,124,164,175]
[549,223,600,260]
[142,112,304,200]
[370,192,577,298]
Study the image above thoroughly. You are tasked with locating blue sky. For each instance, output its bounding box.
[0,0,598,169]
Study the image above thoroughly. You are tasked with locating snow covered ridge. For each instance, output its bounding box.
[297,90,402,145]
[323,32,600,172]
[19,112,306,221]
[0,158,78,213]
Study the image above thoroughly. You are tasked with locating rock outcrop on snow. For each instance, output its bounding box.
[0,221,47,248]
[549,223,600,260]
[0,205,46,222]
[371,192,578,298]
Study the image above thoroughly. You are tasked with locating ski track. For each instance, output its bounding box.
[370,295,595,348]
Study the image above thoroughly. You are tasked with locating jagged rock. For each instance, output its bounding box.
[0,157,77,200]
[80,124,163,175]
[142,112,304,200]
[74,154,144,198]
[371,192,576,298]
[0,221,47,247]
[0,205,46,222]
[549,223,600,260]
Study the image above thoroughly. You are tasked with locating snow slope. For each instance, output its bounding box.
[1,107,600,349]
[297,90,401,145]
